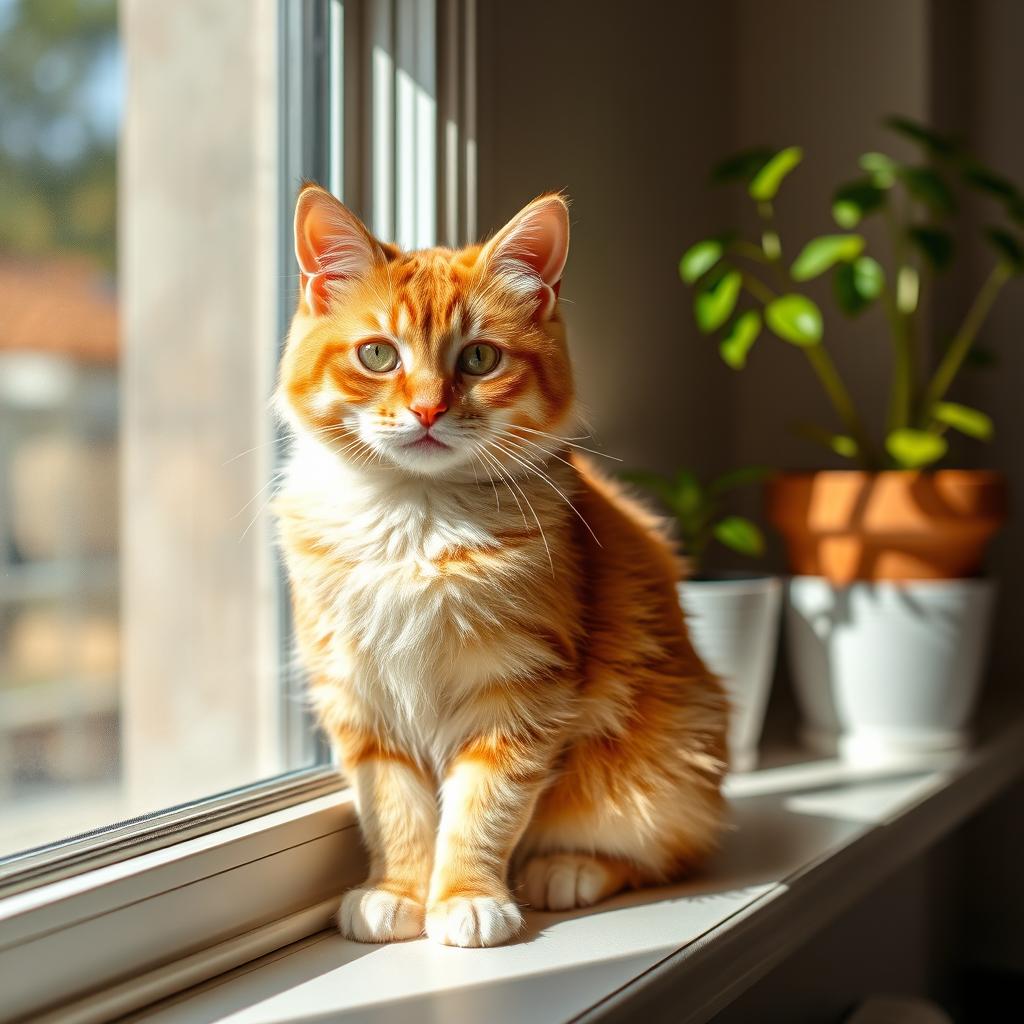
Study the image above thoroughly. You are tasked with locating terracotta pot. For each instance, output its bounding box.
[765,470,1009,584]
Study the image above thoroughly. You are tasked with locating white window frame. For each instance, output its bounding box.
[0,1,478,1019]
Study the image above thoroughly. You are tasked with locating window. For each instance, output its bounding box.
[0,0,475,890]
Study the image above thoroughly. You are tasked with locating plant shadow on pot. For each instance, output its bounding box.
[785,576,997,764]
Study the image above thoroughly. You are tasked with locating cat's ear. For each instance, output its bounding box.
[294,184,383,314]
[482,194,569,321]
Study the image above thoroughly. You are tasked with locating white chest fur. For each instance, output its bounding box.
[278,437,568,758]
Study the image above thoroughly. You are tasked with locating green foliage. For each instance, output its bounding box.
[886,429,948,469]
[622,467,771,573]
[896,166,956,215]
[907,226,954,270]
[713,517,765,557]
[719,310,761,369]
[765,294,823,345]
[679,239,723,284]
[832,181,886,228]
[790,234,865,281]
[0,0,118,272]
[932,402,993,440]
[749,146,803,201]
[710,147,776,185]
[677,115,1023,471]
[984,228,1024,272]
[694,268,742,332]
[884,116,958,157]
[834,257,884,315]
[859,152,899,188]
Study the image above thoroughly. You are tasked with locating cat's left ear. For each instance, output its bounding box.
[294,183,386,315]
[482,194,569,321]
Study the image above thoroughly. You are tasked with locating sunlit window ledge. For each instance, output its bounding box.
[24,702,1017,1024]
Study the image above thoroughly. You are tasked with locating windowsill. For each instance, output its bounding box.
[135,705,1024,1024]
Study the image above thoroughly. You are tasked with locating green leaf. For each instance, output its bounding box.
[833,256,885,316]
[694,269,742,333]
[906,226,954,270]
[965,345,998,369]
[830,435,859,458]
[886,428,948,468]
[859,152,900,188]
[984,227,1024,271]
[748,146,803,202]
[713,516,765,558]
[672,470,705,527]
[620,470,676,507]
[793,422,859,459]
[832,180,886,227]
[932,402,993,440]
[719,310,761,369]
[897,166,956,215]
[765,294,823,346]
[679,239,724,284]
[884,116,958,157]
[710,147,776,185]
[790,234,865,281]
[707,466,774,496]
[962,163,1020,202]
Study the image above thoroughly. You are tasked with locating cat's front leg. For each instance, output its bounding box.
[426,733,553,947]
[335,726,437,943]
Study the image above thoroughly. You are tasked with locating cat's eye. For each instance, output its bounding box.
[458,342,501,376]
[357,340,399,373]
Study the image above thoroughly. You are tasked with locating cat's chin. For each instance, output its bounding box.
[371,441,477,479]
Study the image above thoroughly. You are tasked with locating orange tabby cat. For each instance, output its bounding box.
[274,183,728,948]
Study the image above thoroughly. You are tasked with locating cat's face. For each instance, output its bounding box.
[279,185,574,478]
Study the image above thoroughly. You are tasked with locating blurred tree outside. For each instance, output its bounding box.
[0,0,119,274]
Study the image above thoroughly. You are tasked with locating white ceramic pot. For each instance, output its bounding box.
[678,576,782,773]
[786,576,996,764]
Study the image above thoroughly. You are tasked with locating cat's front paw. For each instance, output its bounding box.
[337,886,425,943]
[425,894,523,947]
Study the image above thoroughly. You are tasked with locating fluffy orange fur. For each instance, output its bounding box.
[274,184,728,948]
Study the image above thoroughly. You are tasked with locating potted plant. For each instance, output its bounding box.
[626,467,781,772]
[677,117,1015,762]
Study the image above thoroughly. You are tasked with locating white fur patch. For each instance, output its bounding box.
[425,896,523,948]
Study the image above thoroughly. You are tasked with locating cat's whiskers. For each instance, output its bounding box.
[507,424,622,462]
[232,470,287,521]
[485,436,602,548]
[468,448,502,513]
[476,442,553,574]
[223,421,357,466]
[490,427,576,472]
[474,443,530,532]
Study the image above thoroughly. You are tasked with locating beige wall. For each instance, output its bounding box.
[478,0,736,477]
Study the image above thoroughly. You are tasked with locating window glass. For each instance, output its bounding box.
[0,0,316,864]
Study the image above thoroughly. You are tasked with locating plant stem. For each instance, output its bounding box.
[802,345,880,468]
[740,268,878,466]
[920,262,1011,420]
[740,271,776,306]
[757,201,788,289]
[881,203,915,433]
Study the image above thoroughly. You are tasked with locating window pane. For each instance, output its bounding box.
[0,0,322,865]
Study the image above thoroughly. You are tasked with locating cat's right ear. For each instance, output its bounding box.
[294,184,381,314]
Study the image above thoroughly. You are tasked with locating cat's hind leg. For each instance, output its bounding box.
[516,726,726,911]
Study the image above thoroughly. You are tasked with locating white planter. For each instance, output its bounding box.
[678,576,782,773]
[786,576,996,764]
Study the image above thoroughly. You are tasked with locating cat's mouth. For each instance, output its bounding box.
[401,433,451,452]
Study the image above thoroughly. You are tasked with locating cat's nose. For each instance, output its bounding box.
[409,401,448,427]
